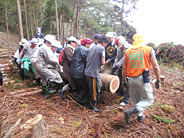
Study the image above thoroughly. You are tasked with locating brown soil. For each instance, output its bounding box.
[0,34,184,137]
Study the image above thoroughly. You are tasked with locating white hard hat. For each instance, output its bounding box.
[19,38,29,46]
[68,36,78,43]
[106,32,116,38]
[52,40,62,48]
[44,34,55,43]
[30,38,39,44]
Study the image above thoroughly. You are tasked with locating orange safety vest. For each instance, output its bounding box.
[125,46,152,77]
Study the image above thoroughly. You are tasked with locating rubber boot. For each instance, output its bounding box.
[42,86,51,99]
[124,107,138,124]
[92,102,100,112]
[57,83,65,99]
[138,115,145,123]
[36,78,41,86]
[47,81,57,94]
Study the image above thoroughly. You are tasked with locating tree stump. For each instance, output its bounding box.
[100,73,120,93]
[20,114,49,138]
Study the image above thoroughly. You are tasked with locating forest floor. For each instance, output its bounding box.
[0,35,184,137]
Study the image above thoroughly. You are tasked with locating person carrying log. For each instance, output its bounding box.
[69,38,92,105]
[36,34,63,98]
[122,34,160,124]
[61,36,78,97]
[112,36,131,106]
[84,35,109,112]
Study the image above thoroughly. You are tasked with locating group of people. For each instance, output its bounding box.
[13,27,161,124]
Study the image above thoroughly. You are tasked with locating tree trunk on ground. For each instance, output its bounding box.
[16,0,24,40]
[19,114,49,138]
[24,0,30,40]
[100,73,120,93]
[55,0,59,38]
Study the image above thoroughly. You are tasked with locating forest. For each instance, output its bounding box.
[0,0,184,138]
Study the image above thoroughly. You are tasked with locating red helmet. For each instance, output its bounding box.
[81,38,92,46]
[115,37,120,46]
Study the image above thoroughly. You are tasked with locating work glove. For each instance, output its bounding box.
[122,80,128,88]
[111,65,118,75]
[100,65,105,73]
[105,59,111,65]
[16,58,21,64]
[155,79,160,89]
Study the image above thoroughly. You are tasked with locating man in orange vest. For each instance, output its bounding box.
[122,34,160,124]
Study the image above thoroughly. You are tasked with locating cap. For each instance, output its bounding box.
[106,32,115,38]
[94,34,100,39]
[68,36,78,43]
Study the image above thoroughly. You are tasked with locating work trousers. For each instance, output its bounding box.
[128,75,154,116]
[36,66,63,86]
[72,77,89,105]
[86,76,102,105]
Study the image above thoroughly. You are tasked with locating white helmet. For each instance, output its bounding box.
[68,36,78,43]
[44,34,55,43]
[19,38,29,46]
[52,40,62,48]
[30,38,39,44]
[106,32,116,38]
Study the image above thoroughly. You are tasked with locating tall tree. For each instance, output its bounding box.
[23,0,29,40]
[55,0,59,38]
[16,0,24,40]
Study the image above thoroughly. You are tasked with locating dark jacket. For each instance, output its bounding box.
[105,42,117,62]
[69,45,88,78]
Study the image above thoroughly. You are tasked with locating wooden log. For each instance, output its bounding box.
[13,89,42,97]
[9,87,40,95]
[19,114,49,138]
[100,73,120,93]
[3,118,22,138]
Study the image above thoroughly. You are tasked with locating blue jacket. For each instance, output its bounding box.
[69,45,88,78]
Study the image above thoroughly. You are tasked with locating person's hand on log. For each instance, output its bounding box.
[100,65,105,73]
[155,79,160,89]
[111,65,118,75]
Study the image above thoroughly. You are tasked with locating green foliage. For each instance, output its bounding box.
[151,114,174,124]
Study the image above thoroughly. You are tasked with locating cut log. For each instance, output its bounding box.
[13,89,42,97]
[19,114,49,138]
[100,73,120,93]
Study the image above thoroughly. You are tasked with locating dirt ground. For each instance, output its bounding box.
[0,34,184,137]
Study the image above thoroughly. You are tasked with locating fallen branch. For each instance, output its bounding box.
[13,89,42,97]
[3,118,21,138]
[67,95,83,108]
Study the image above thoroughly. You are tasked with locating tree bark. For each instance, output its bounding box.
[55,0,59,38]
[5,0,11,58]
[19,114,49,138]
[61,0,65,44]
[16,0,24,40]
[23,0,30,40]
[100,73,120,93]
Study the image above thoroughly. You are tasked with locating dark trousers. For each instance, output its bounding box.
[72,77,90,105]
[117,67,129,104]
[86,76,102,105]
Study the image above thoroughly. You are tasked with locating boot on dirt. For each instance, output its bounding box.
[124,107,138,125]
[92,102,100,112]
[36,78,41,86]
[138,115,145,123]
